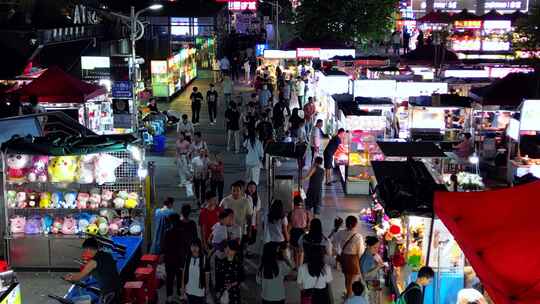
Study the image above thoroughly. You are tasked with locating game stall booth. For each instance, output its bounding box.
[12,66,115,135]
[366,151,474,304]
[1,133,150,302]
[333,96,393,194]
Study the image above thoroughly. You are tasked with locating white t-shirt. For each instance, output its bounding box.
[211,222,241,245]
[297,264,332,290]
[262,215,288,243]
[186,258,205,297]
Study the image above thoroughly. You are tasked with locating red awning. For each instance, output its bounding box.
[434,181,540,304]
[13,66,106,104]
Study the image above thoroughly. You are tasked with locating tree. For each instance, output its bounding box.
[295,0,397,47]
[514,5,540,52]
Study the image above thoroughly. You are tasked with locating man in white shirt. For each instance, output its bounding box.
[220,181,253,237]
[310,119,324,163]
[177,114,195,136]
[295,77,305,108]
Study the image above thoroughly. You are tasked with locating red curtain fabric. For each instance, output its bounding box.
[14,66,106,103]
[434,181,540,304]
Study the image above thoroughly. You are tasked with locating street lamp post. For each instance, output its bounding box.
[108,4,163,133]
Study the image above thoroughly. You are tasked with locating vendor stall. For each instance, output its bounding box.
[334,97,393,194]
[151,47,197,98]
[12,67,114,135]
[1,134,146,270]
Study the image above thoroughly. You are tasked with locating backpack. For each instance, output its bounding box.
[396,283,421,304]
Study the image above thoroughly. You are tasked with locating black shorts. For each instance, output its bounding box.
[323,153,333,169]
[289,227,305,248]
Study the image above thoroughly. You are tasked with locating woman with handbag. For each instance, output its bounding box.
[297,247,333,304]
[215,240,244,304]
[332,216,364,299]
[360,236,385,304]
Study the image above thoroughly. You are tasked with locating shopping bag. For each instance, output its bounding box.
[185,182,194,197]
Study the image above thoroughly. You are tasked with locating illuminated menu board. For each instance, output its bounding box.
[410,0,528,13]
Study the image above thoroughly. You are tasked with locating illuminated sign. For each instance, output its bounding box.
[452,39,482,51]
[319,49,355,60]
[353,80,396,98]
[396,82,448,98]
[520,100,540,131]
[507,118,520,140]
[256,44,269,57]
[485,0,528,12]
[483,20,511,30]
[263,50,297,59]
[482,41,511,51]
[228,1,257,11]
[296,48,321,58]
[454,20,482,29]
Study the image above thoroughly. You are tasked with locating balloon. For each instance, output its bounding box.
[390,224,401,235]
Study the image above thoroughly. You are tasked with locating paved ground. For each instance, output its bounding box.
[18,70,373,304]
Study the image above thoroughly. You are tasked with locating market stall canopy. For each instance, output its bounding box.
[434,181,540,304]
[280,37,350,51]
[339,97,393,115]
[452,9,481,21]
[372,160,446,217]
[469,73,540,106]
[482,9,510,21]
[418,10,452,24]
[12,66,106,103]
[401,45,459,65]
[377,141,447,157]
[1,133,137,156]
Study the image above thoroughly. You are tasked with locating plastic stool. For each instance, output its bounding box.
[140,254,159,270]
[123,281,145,304]
[135,267,158,301]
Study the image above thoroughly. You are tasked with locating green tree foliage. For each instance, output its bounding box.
[295,0,397,46]
[514,5,540,51]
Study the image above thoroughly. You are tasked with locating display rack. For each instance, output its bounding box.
[2,136,146,269]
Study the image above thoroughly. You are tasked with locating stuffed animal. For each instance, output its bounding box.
[113,197,125,209]
[39,192,52,208]
[124,192,139,209]
[25,216,42,234]
[6,153,31,183]
[51,192,64,209]
[27,155,49,183]
[62,216,78,234]
[99,209,118,223]
[42,215,53,234]
[129,220,142,235]
[77,213,92,233]
[96,217,109,236]
[85,223,99,235]
[16,191,27,208]
[6,190,17,208]
[63,192,77,209]
[10,216,26,234]
[89,189,101,209]
[108,218,123,235]
[100,190,114,208]
[51,217,63,234]
[76,192,90,209]
[94,153,123,185]
[27,192,38,208]
[48,156,78,183]
[77,154,97,184]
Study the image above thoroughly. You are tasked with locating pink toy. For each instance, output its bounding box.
[16,191,27,208]
[61,216,78,234]
[10,216,26,234]
[94,153,123,185]
[27,155,49,183]
[6,153,31,183]
[100,190,114,208]
[89,189,101,209]
[77,192,90,209]
[108,218,123,235]
[51,217,63,234]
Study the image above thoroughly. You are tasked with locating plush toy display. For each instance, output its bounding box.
[76,192,90,209]
[77,213,92,233]
[10,216,26,234]
[48,156,78,183]
[94,153,123,185]
[42,215,53,234]
[51,192,64,209]
[16,191,27,208]
[6,190,17,208]
[6,153,31,183]
[85,223,99,235]
[124,192,139,209]
[77,154,97,184]
[27,155,49,183]
[89,189,101,209]
[108,218,122,235]
[100,190,114,208]
[63,192,77,209]
[25,216,42,234]
[129,220,142,235]
[27,192,38,208]
[51,217,64,234]
[62,216,78,234]
[113,196,125,209]
[39,192,52,208]
[96,217,109,236]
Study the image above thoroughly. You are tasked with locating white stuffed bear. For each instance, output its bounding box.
[77,154,97,184]
[94,153,123,185]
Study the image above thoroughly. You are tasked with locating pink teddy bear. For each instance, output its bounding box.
[27,156,49,183]
[77,192,90,209]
